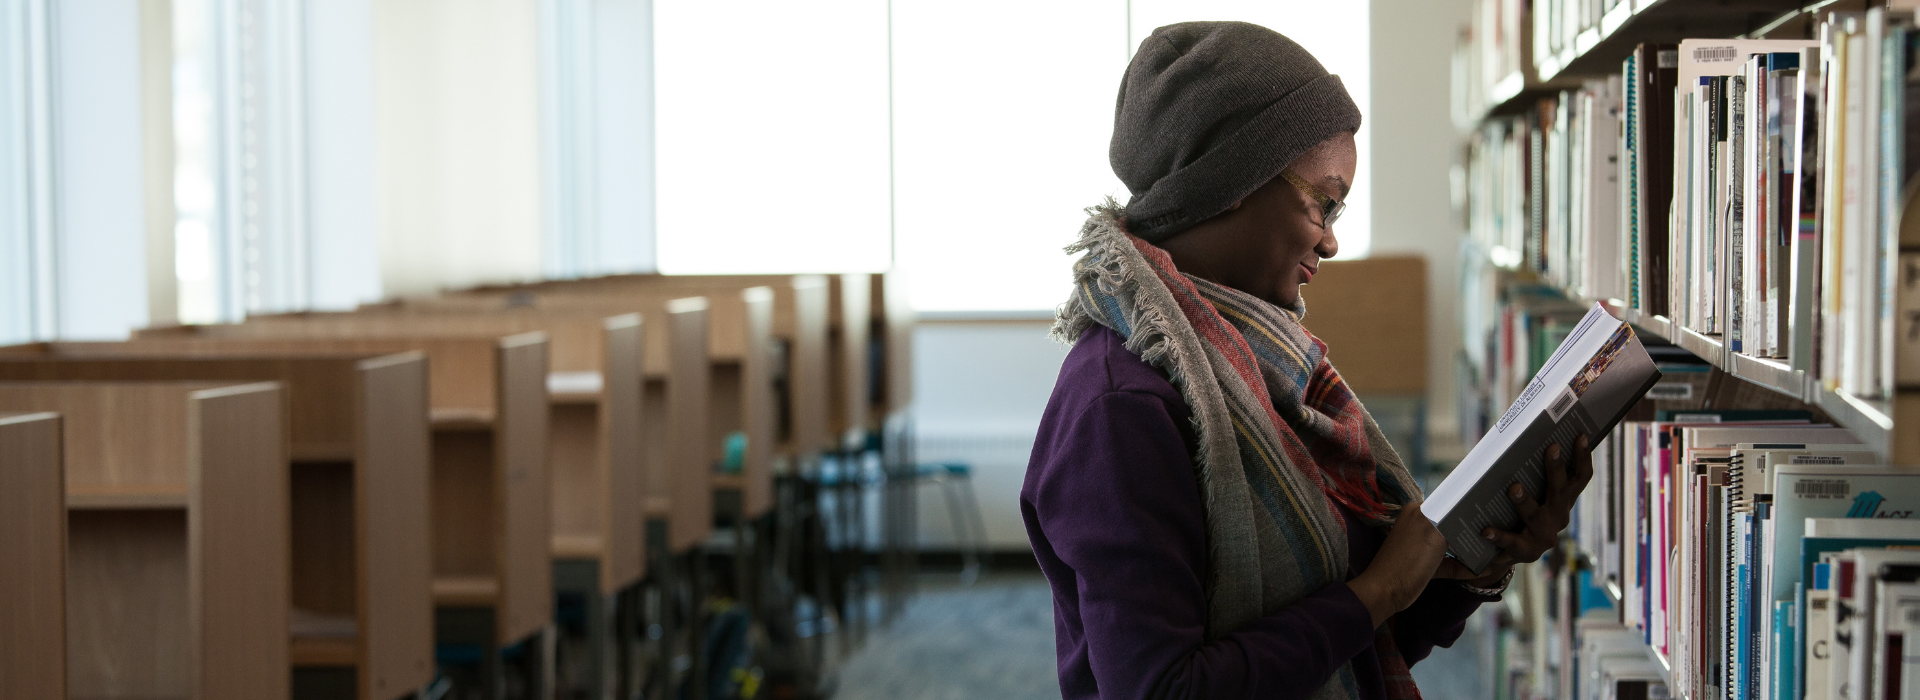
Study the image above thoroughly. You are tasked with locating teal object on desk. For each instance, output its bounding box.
[721,431,747,474]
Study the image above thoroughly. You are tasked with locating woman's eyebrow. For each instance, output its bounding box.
[1326,174,1350,199]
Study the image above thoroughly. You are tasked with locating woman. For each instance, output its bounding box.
[1022,22,1593,700]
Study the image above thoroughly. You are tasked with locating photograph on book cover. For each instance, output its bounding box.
[1573,323,1638,397]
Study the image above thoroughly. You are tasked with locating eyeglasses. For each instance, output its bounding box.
[1280,170,1345,230]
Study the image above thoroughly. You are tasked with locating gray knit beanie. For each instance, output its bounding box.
[1112,21,1361,242]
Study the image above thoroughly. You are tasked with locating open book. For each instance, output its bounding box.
[1427,303,1663,573]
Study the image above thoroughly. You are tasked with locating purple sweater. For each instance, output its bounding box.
[1021,326,1493,700]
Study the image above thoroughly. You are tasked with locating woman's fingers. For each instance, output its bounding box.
[1484,528,1549,562]
[1544,442,1569,496]
[1572,434,1595,492]
[1507,482,1539,522]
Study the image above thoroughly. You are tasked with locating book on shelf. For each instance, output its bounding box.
[1452,7,1920,700]
[1458,15,1917,401]
[1428,303,1662,573]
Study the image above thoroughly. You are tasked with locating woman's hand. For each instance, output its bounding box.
[1434,434,1595,587]
[1348,502,1450,627]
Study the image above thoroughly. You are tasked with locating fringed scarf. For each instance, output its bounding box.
[1052,203,1426,700]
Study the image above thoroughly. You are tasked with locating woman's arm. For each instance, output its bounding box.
[1026,390,1378,700]
[1389,577,1498,665]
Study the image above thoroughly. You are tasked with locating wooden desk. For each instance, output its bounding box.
[0,382,289,700]
[391,274,832,461]
[0,412,64,700]
[40,336,554,648]
[143,314,645,595]
[0,350,434,700]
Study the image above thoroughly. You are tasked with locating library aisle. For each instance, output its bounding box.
[832,575,1059,700]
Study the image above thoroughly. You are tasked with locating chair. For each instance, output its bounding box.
[914,462,988,585]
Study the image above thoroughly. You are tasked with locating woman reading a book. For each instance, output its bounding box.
[1022,21,1594,700]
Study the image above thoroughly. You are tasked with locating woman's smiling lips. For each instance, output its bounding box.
[1299,262,1317,283]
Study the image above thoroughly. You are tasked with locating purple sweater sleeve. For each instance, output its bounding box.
[1024,390,1378,700]
[1391,577,1495,665]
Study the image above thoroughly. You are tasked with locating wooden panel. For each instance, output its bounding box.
[140,312,615,376]
[876,271,915,417]
[355,354,435,698]
[830,274,873,441]
[0,383,290,700]
[740,288,776,517]
[601,316,646,590]
[0,413,64,700]
[0,383,193,492]
[72,336,503,416]
[548,403,602,547]
[290,462,356,618]
[495,334,552,643]
[1297,256,1429,395]
[432,429,497,579]
[789,276,831,455]
[642,379,669,523]
[667,298,712,552]
[0,353,398,459]
[67,510,190,697]
[190,383,292,700]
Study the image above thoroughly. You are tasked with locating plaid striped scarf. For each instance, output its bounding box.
[1052,203,1425,700]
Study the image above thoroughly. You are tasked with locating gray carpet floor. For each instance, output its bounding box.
[830,572,1486,700]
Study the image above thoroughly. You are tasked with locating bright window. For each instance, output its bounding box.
[890,0,1130,314]
[894,2,1370,312]
[652,0,893,275]
[651,2,1370,312]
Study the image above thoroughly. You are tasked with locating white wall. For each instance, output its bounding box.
[372,0,544,298]
[910,319,1069,549]
[1370,0,1473,441]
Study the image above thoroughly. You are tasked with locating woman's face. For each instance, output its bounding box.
[1158,132,1356,309]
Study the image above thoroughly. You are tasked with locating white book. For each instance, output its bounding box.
[1844,549,1920,700]
[1428,304,1663,573]
[1844,27,1871,396]
[1811,565,1838,700]
[1877,578,1920,700]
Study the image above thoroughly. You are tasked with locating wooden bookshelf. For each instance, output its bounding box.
[0,412,64,700]
[0,350,435,700]
[0,382,290,700]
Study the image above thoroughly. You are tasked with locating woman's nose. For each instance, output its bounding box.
[1316,228,1339,259]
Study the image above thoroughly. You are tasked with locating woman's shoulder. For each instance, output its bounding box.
[1050,325,1190,424]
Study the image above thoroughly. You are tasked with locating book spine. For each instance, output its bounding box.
[1734,71,1749,353]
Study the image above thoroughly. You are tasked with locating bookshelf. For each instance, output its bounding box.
[1454,2,1920,699]
[1468,270,1910,463]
